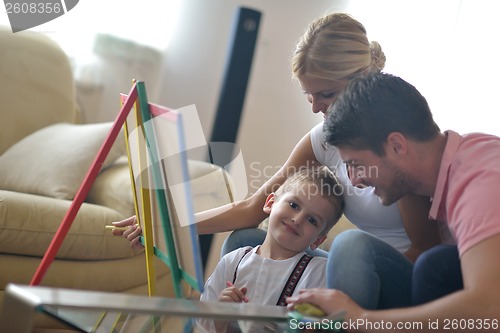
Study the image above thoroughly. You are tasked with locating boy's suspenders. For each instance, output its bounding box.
[276,254,313,306]
[232,249,313,306]
[232,248,251,285]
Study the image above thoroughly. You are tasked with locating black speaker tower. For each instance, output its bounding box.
[200,6,261,270]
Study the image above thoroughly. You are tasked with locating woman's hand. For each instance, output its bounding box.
[111,215,143,249]
[287,288,364,322]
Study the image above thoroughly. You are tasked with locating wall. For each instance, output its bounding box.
[156,0,349,196]
[344,0,500,137]
[157,0,500,200]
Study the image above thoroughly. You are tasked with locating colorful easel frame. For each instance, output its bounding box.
[31,81,204,299]
[121,82,204,297]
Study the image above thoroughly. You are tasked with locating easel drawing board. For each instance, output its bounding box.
[31,81,204,299]
[121,82,204,297]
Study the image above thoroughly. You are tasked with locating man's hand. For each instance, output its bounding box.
[287,288,364,322]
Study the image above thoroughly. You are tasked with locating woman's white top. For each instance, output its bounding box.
[310,122,411,252]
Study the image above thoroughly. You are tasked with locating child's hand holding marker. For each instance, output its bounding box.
[106,215,144,249]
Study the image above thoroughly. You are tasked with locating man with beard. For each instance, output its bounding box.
[286,72,500,332]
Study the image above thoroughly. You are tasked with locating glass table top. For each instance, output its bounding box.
[1,284,295,333]
[42,305,291,332]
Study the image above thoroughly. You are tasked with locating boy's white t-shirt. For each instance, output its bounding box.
[201,246,326,304]
[310,122,411,252]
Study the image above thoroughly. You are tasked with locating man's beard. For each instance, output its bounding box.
[377,163,415,206]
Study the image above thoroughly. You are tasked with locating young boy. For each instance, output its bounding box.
[200,166,344,306]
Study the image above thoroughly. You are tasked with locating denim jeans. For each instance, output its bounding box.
[220,228,329,258]
[327,229,413,310]
[412,244,463,305]
[222,228,462,311]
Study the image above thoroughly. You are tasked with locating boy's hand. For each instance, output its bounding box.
[218,282,249,303]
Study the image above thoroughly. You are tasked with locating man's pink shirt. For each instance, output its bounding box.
[429,130,500,256]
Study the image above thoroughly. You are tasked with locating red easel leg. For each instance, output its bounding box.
[30,85,138,286]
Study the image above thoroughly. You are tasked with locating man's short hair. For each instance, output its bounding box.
[324,72,440,155]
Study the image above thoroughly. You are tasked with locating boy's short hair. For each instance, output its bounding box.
[275,166,345,234]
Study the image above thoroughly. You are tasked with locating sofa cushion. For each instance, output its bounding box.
[0,190,138,260]
[0,253,170,294]
[0,122,125,200]
[87,157,135,217]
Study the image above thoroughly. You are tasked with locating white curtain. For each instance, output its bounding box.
[345,0,500,135]
[0,0,181,123]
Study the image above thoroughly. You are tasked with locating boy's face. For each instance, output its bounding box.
[263,182,338,253]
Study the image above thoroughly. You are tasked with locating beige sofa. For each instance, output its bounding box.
[0,26,234,331]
